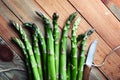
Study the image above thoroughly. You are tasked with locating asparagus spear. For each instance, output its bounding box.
[70,17,81,80]
[24,23,47,79]
[77,29,94,80]
[59,12,77,80]
[36,11,56,80]
[12,38,32,80]
[10,21,40,80]
[77,34,85,43]
[24,23,43,80]
[67,59,70,80]
[52,12,60,80]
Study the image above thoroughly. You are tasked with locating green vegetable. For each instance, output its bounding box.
[10,21,40,80]
[67,60,70,80]
[25,23,47,80]
[59,12,77,80]
[52,12,60,80]
[77,34,85,43]
[12,38,32,80]
[36,11,56,80]
[70,17,81,80]
[24,23,43,80]
[77,29,94,80]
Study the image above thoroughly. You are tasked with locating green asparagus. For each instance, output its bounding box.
[77,34,85,43]
[24,23,47,79]
[52,12,60,80]
[36,11,56,80]
[10,21,40,80]
[12,37,32,80]
[70,17,81,80]
[59,12,77,80]
[77,29,94,80]
[67,59,70,80]
[24,23,43,80]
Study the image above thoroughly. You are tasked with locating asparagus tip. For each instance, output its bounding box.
[35,11,44,19]
[77,34,85,42]
[23,23,33,28]
[9,20,15,26]
[68,12,78,23]
[11,37,18,43]
[86,28,95,37]
[52,12,59,20]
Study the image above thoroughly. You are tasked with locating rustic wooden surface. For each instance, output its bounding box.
[0,0,120,80]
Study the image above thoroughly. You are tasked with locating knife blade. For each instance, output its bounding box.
[83,39,98,80]
[85,39,98,67]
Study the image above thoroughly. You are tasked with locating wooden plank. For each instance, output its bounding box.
[34,0,120,79]
[101,0,120,21]
[69,0,120,79]
[69,0,120,48]
[1,0,116,79]
[0,1,23,57]
[90,67,108,80]
[2,0,45,35]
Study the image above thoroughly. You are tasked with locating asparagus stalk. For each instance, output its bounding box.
[12,38,32,80]
[24,23,47,79]
[24,23,43,80]
[10,21,40,80]
[52,12,60,80]
[70,17,81,80]
[67,60,70,80]
[77,34,85,43]
[59,12,77,80]
[77,29,94,80]
[36,11,56,80]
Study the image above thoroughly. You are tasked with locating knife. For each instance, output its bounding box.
[83,39,98,80]
[101,0,120,21]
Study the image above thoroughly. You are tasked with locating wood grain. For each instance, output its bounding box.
[2,0,46,36]
[69,0,120,79]
[1,0,120,79]
[101,0,120,21]
[0,1,22,57]
[69,0,120,48]
[35,0,120,79]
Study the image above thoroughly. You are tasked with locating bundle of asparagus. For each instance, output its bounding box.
[10,11,94,80]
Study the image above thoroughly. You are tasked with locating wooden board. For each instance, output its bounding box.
[35,0,120,79]
[101,0,120,21]
[0,1,22,57]
[69,0,120,79]
[1,0,107,80]
[1,0,120,79]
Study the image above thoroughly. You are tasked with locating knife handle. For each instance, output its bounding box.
[83,65,91,80]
